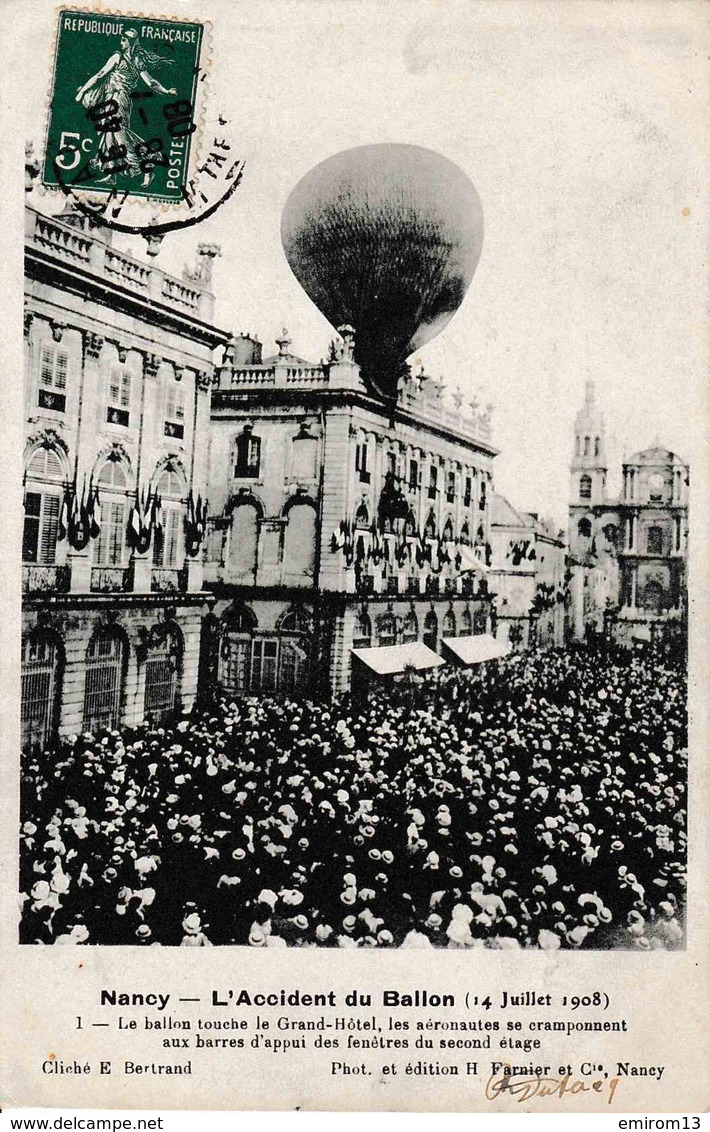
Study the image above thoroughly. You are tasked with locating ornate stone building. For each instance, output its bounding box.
[204,330,497,697]
[568,382,688,646]
[22,203,228,748]
[489,494,567,650]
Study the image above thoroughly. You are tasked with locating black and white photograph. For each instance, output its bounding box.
[1,0,708,1117]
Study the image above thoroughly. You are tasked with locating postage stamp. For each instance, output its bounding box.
[43,9,205,202]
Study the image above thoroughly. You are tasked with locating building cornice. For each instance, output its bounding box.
[26,246,230,350]
[211,387,499,459]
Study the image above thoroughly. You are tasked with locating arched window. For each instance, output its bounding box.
[405,508,417,536]
[647,526,663,555]
[219,606,257,692]
[279,607,311,634]
[460,521,471,546]
[579,475,592,500]
[153,467,184,569]
[583,437,590,457]
[640,580,664,613]
[578,517,592,538]
[234,428,261,478]
[355,501,369,526]
[23,446,65,565]
[376,612,397,646]
[442,516,454,542]
[424,509,437,538]
[21,629,63,750]
[144,625,182,721]
[353,610,372,649]
[83,628,126,732]
[594,436,600,457]
[603,523,618,546]
[283,502,316,583]
[228,502,259,579]
[443,609,457,638]
[95,458,129,567]
[648,473,665,503]
[460,607,473,635]
[277,609,312,694]
[423,610,438,652]
[402,610,418,642]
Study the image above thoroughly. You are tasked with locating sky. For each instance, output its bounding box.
[22,0,709,527]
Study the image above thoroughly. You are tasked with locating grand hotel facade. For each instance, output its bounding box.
[21,200,497,748]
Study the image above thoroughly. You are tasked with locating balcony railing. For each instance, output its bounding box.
[151,566,188,593]
[22,564,71,594]
[26,207,212,320]
[91,565,133,593]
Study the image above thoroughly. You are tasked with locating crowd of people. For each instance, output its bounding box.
[19,644,686,950]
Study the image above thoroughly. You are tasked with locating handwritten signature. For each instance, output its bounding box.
[485,1071,620,1105]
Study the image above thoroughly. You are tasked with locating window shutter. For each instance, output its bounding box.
[23,492,41,562]
[39,494,60,565]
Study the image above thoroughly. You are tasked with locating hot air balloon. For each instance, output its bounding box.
[281,143,483,404]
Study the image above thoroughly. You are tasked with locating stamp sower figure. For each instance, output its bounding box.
[75,28,177,186]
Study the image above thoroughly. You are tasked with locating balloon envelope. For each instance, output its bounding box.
[281,144,483,402]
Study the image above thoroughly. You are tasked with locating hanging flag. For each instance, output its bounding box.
[58,486,72,542]
[89,480,101,540]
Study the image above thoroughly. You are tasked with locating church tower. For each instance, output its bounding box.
[569,380,607,558]
[571,380,607,506]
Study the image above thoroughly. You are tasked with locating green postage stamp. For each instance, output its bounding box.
[43,10,205,202]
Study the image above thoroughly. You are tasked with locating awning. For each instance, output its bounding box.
[455,545,490,575]
[440,633,510,666]
[351,641,445,676]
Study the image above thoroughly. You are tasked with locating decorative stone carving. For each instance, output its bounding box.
[50,322,65,343]
[84,331,103,360]
[23,312,34,338]
[195,370,213,392]
[143,352,161,379]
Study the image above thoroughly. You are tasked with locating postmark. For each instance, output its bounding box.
[43,10,206,202]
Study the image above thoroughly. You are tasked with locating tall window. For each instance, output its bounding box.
[153,468,184,568]
[107,368,131,427]
[402,610,418,642]
[423,610,438,652]
[250,639,278,691]
[376,612,397,646]
[460,608,473,635]
[283,502,316,583]
[479,478,487,511]
[579,474,592,500]
[578,517,592,538]
[386,451,397,477]
[38,344,68,413]
[353,610,371,649]
[409,459,419,490]
[219,607,257,692]
[164,379,186,439]
[446,470,456,502]
[428,465,438,499]
[23,447,65,565]
[21,631,63,750]
[228,502,259,579]
[464,476,472,507]
[460,521,471,546]
[443,609,457,638]
[648,473,665,503]
[234,428,261,477]
[647,525,663,555]
[83,629,126,732]
[355,441,370,483]
[144,627,181,720]
[94,460,128,567]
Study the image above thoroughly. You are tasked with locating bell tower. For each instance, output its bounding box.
[570,380,607,506]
